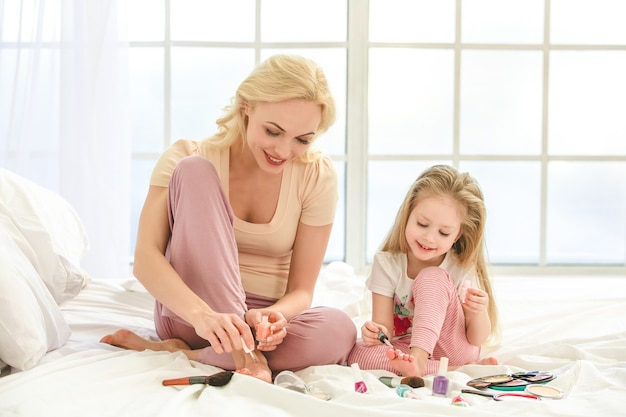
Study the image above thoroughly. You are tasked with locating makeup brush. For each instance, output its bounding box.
[379,375,425,389]
[162,370,234,387]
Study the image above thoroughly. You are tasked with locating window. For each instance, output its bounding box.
[127,0,626,272]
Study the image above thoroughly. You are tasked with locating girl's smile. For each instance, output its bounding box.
[405,195,463,268]
[416,241,435,252]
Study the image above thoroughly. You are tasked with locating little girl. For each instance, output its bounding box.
[348,165,499,377]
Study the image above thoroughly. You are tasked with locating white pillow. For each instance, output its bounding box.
[0,214,71,371]
[0,168,89,303]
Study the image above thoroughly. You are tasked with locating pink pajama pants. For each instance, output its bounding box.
[347,266,480,375]
[154,156,356,372]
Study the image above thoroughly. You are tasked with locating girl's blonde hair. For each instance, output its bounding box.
[381,165,499,336]
[205,54,336,162]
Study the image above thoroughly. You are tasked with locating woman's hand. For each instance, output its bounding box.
[192,311,254,355]
[245,309,288,351]
[360,320,390,346]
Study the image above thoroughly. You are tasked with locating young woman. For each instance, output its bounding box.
[348,165,499,377]
[101,55,356,382]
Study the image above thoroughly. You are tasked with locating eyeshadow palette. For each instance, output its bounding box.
[467,371,556,391]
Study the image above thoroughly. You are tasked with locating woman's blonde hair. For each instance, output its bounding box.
[381,165,499,336]
[206,54,336,162]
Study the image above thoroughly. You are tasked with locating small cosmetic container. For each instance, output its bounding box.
[396,384,420,399]
[432,357,449,397]
[351,363,368,393]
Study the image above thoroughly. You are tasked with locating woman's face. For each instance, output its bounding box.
[244,99,322,174]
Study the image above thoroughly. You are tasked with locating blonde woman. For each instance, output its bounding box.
[102,55,356,382]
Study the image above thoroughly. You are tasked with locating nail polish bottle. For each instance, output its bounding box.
[396,384,420,399]
[432,357,449,397]
[256,315,271,342]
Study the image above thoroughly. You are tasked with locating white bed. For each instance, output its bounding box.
[2,169,626,417]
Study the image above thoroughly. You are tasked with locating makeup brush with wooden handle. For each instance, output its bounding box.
[162,370,234,387]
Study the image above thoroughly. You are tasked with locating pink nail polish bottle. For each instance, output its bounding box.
[432,357,449,397]
[256,315,271,342]
[351,363,368,393]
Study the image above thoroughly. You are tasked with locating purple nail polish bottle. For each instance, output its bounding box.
[432,357,449,397]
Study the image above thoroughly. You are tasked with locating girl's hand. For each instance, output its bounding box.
[462,288,489,317]
[245,309,288,351]
[361,320,390,346]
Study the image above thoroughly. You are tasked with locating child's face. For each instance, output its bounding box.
[405,195,463,265]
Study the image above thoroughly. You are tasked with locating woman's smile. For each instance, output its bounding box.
[264,151,287,166]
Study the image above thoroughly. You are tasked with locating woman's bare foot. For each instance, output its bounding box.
[236,367,272,383]
[386,349,420,377]
[100,329,190,353]
[102,329,273,383]
[234,349,272,383]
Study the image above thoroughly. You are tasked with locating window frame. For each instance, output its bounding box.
[128,0,626,276]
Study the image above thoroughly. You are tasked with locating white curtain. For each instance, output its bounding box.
[0,0,131,279]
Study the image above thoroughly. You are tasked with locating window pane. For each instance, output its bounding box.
[546,162,626,264]
[462,0,544,44]
[460,50,543,155]
[326,161,346,262]
[129,48,164,153]
[170,48,254,142]
[1,0,60,42]
[0,50,16,143]
[261,48,346,156]
[367,160,451,261]
[369,49,454,155]
[369,0,455,43]
[260,0,347,42]
[1,49,59,153]
[549,51,626,155]
[551,0,626,45]
[460,161,541,264]
[171,0,255,41]
[127,0,164,41]
[1,0,26,41]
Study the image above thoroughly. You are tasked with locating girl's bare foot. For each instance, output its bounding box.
[477,356,499,365]
[386,348,420,377]
[100,329,190,353]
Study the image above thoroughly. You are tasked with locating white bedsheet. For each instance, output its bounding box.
[1,262,625,417]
